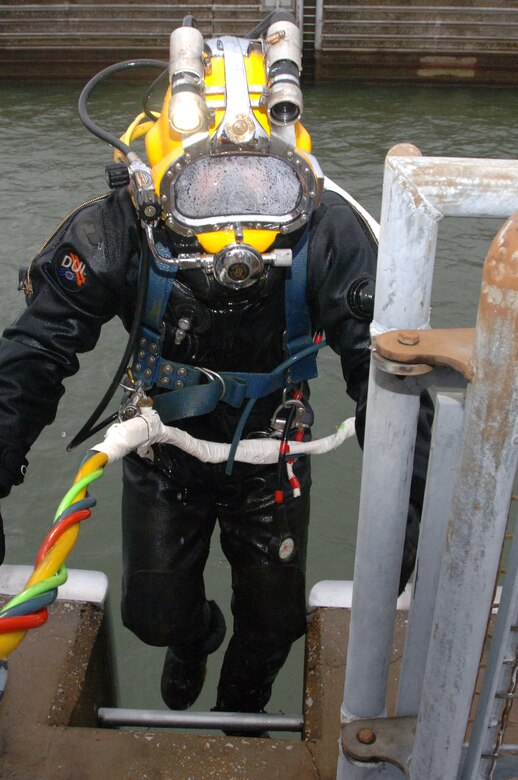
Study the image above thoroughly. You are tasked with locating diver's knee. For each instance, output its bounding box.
[121,570,205,647]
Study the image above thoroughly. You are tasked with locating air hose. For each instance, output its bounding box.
[67,58,169,451]
[77,59,168,155]
[0,451,107,659]
[66,240,150,451]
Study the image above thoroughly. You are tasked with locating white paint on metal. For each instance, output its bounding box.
[396,392,465,716]
[315,0,323,50]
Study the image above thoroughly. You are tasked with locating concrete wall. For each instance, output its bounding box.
[0,0,517,84]
[315,0,518,85]
[0,0,270,79]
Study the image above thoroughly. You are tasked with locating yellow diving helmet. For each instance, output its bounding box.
[124,14,324,289]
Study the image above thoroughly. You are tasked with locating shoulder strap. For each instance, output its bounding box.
[142,239,178,333]
[284,226,318,385]
[133,227,321,421]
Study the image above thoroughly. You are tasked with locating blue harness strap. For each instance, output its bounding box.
[131,227,322,425]
[283,227,318,385]
[143,241,178,333]
[131,241,178,388]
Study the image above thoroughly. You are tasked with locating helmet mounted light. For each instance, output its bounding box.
[168,25,210,135]
[264,19,303,127]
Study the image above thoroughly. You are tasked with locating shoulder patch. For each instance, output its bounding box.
[54,247,88,291]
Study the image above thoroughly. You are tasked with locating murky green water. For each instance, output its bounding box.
[0,78,516,723]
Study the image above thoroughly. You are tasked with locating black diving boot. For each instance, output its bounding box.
[161,600,226,710]
[161,647,207,710]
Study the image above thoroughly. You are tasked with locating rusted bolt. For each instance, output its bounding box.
[397,331,420,346]
[356,728,377,745]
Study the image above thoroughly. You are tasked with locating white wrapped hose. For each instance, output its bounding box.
[92,408,356,464]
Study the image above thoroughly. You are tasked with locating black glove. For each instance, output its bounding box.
[0,447,28,499]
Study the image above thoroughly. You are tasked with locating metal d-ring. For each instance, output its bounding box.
[281,388,305,413]
[198,367,226,401]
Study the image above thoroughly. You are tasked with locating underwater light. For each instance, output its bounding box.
[168,89,207,134]
[168,23,208,135]
[265,17,303,126]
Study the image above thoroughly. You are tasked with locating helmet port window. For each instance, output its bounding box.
[172,154,302,219]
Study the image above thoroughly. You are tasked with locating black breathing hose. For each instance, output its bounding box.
[77,59,168,154]
[246,10,296,38]
[67,58,168,450]
[67,240,150,451]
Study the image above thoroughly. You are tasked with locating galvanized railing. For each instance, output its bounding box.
[337,147,518,779]
[462,493,518,779]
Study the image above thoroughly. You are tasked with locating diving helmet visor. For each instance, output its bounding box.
[161,149,323,237]
[174,155,302,219]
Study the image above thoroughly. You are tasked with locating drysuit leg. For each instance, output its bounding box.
[120,448,223,654]
[215,456,311,715]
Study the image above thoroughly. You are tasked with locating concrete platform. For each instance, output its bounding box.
[0,588,364,780]
[2,577,515,779]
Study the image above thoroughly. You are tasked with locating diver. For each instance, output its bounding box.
[0,13,433,731]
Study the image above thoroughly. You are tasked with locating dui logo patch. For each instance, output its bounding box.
[55,248,87,291]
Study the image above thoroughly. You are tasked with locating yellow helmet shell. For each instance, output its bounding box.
[143,42,314,254]
[145,49,312,171]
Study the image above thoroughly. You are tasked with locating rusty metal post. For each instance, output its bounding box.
[410,212,518,779]
[462,494,518,778]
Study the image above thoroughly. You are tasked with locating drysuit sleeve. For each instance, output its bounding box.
[307,190,434,591]
[0,189,140,498]
[307,190,377,440]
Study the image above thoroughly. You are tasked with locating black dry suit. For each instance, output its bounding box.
[0,186,433,714]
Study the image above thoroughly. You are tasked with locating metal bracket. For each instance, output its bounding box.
[371,350,433,377]
[342,715,417,776]
[374,327,475,381]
